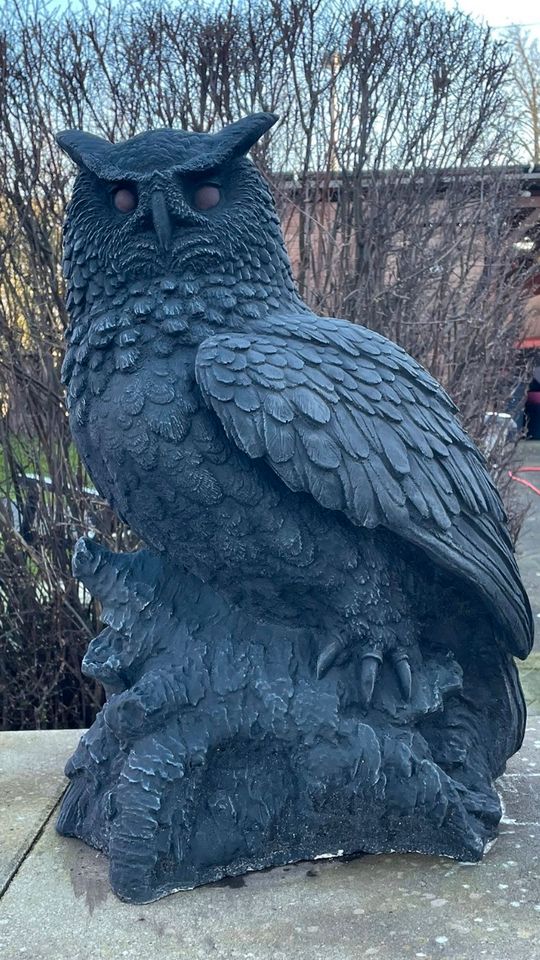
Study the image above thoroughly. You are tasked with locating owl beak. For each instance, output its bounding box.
[150,191,172,252]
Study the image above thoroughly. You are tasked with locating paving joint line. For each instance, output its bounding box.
[0,793,65,902]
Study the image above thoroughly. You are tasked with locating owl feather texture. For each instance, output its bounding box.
[55,114,533,901]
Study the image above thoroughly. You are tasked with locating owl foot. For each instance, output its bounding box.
[317,636,413,709]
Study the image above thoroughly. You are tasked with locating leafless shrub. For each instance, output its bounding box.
[0,0,532,728]
[505,26,540,166]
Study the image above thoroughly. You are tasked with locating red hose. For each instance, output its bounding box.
[508,465,540,496]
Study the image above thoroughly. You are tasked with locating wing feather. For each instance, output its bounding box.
[195,313,532,657]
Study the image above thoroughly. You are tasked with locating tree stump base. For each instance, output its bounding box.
[56,537,523,903]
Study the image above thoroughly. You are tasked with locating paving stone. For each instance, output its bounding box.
[518,655,540,715]
[514,440,540,649]
[506,715,540,771]
[0,729,83,896]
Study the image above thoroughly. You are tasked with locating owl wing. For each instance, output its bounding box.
[195,312,533,658]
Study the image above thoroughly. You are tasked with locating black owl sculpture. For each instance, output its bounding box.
[55,113,533,903]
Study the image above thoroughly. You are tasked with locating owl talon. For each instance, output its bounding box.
[316,638,343,679]
[359,653,383,708]
[392,652,412,701]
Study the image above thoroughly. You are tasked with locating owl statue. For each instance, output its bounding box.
[55,114,532,902]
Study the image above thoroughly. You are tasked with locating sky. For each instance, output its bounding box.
[47,0,540,45]
[441,0,540,40]
[50,0,540,37]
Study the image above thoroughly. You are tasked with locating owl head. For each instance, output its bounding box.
[56,113,294,293]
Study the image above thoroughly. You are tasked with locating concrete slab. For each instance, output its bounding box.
[519,654,540,715]
[514,440,540,647]
[0,729,83,896]
[509,440,540,709]
[0,722,538,960]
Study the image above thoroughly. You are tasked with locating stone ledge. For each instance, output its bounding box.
[0,719,538,960]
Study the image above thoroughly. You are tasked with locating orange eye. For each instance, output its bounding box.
[113,187,137,213]
[193,184,221,211]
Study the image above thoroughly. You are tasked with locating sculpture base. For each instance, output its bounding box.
[57,538,525,903]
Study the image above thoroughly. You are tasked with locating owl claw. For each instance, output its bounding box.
[316,638,343,679]
[359,653,383,708]
[392,652,412,701]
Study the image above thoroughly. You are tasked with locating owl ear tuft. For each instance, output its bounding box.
[212,113,279,163]
[56,130,114,175]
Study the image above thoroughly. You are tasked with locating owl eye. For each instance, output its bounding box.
[112,186,137,213]
[193,184,221,211]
